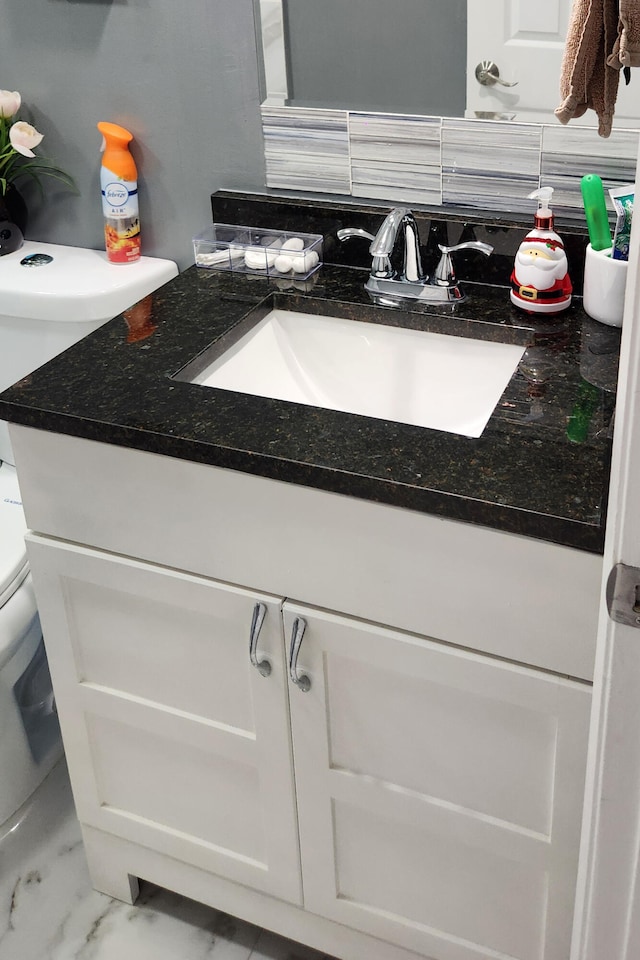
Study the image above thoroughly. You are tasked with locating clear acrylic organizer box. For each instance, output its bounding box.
[193,224,323,280]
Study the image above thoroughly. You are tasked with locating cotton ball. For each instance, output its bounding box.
[282,237,305,252]
[291,250,319,274]
[274,254,294,273]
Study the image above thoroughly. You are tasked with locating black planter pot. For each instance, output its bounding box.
[0,184,27,256]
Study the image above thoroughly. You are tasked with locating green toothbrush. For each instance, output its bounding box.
[580,174,612,251]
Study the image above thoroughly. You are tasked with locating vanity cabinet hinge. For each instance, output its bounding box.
[606,562,640,628]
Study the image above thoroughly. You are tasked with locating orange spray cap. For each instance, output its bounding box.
[97,122,137,181]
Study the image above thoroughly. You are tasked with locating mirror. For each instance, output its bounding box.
[256,0,640,126]
[261,0,467,117]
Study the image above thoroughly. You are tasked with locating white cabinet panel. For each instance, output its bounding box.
[26,536,302,905]
[332,801,546,960]
[325,650,557,835]
[285,604,591,960]
[66,576,257,732]
[87,710,264,861]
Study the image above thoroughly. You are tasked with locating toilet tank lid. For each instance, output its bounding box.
[0,241,178,323]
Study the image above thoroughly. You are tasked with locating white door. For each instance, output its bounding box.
[26,536,303,905]
[284,603,591,960]
[466,1,639,126]
[466,1,572,122]
[570,133,640,960]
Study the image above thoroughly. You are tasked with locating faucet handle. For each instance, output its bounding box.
[434,241,493,286]
[336,227,376,243]
[337,226,392,278]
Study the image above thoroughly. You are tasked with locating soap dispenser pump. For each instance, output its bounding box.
[510,187,572,315]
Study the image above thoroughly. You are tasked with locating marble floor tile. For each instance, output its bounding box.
[251,928,328,960]
[0,760,333,960]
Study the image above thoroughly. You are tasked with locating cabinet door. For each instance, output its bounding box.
[284,604,591,960]
[27,535,302,904]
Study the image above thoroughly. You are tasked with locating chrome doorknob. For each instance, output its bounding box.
[475,61,518,88]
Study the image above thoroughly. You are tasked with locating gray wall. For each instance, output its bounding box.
[284,0,467,116]
[0,0,265,269]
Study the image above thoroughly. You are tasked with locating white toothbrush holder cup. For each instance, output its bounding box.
[583,243,628,328]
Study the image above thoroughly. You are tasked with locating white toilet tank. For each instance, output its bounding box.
[0,241,178,465]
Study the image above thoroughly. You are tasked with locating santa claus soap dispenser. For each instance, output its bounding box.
[510,187,572,315]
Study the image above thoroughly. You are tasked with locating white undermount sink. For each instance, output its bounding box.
[190,309,525,438]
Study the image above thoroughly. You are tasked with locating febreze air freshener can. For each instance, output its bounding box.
[98,121,141,264]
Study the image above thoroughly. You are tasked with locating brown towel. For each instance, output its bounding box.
[555,0,620,138]
[607,0,640,68]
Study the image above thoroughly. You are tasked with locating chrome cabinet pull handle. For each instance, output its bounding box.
[288,617,311,692]
[249,602,271,677]
[475,61,518,88]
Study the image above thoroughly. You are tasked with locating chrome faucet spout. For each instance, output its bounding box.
[368,207,425,282]
[400,214,424,283]
[369,207,411,259]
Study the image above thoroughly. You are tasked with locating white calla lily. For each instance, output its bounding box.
[9,121,44,158]
[0,88,73,199]
[0,90,21,119]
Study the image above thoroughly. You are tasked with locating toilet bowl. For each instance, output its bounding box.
[0,460,59,828]
[0,240,177,829]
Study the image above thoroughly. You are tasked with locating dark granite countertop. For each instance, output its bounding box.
[0,239,618,554]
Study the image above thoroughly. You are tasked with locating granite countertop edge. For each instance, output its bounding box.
[0,263,617,556]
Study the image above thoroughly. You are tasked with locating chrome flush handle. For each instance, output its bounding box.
[249,602,271,677]
[288,617,311,692]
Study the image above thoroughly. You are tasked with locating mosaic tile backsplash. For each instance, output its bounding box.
[261,105,638,219]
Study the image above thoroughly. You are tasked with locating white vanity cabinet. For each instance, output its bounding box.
[11,426,602,960]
